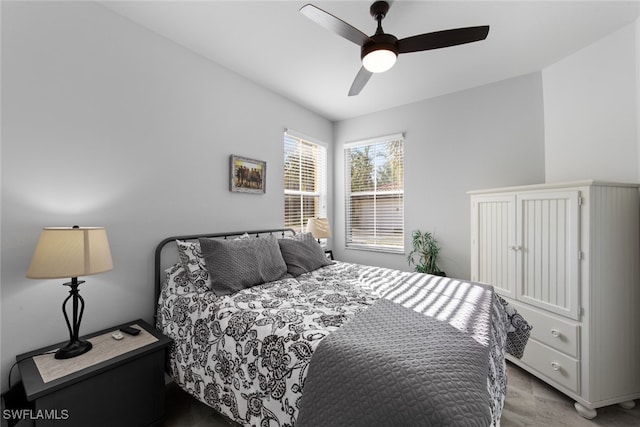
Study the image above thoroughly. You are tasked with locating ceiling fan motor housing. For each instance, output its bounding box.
[361,33,399,62]
[361,32,398,73]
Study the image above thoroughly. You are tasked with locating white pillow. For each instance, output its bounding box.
[176,240,211,292]
[163,263,197,294]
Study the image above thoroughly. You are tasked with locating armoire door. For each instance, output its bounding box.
[515,190,581,320]
[470,194,517,299]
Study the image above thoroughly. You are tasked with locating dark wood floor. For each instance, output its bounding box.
[163,362,640,427]
[164,380,239,427]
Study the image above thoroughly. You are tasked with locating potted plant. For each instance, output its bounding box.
[407,230,445,276]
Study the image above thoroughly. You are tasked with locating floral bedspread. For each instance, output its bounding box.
[156,262,511,427]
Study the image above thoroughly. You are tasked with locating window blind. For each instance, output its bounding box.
[284,131,327,234]
[345,134,404,253]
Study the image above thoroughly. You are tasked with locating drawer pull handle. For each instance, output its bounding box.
[551,329,561,338]
[510,245,522,251]
[551,362,560,371]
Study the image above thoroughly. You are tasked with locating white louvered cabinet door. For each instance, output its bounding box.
[515,191,580,320]
[470,194,517,299]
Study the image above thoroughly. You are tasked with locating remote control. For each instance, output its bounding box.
[120,325,140,336]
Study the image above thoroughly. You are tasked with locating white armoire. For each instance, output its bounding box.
[469,181,640,419]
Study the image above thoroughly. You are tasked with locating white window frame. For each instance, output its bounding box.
[344,133,404,254]
[284,129,328,235]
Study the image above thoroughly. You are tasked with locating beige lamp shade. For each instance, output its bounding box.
[27,227,113,279]
[307,218,331,239]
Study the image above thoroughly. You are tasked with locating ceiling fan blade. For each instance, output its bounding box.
[300,4,372,47]
[398,26,489,54]
[348,66,373,96]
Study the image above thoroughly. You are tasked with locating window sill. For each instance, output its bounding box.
[345,245,405,255]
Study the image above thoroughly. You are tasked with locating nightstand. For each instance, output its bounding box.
[15,319,171,427]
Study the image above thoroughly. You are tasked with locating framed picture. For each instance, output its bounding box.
[230,155,266,194]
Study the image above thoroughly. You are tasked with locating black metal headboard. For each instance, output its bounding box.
[154,228,296,315]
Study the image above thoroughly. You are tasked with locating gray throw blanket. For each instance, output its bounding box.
[297,278,497,427]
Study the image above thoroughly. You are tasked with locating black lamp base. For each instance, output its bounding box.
[56,277,92,360]
[55,339,92,360]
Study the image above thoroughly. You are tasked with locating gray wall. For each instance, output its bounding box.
[333,73,546,278]
[0,1,332,389]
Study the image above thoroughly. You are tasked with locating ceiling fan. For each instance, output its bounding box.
[300,1,490,96]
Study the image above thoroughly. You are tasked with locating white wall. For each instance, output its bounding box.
[543,21,639,183]
[333,73,546,278]
[0,1,332,390]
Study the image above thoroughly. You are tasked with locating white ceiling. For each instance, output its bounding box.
[100,1,640,122]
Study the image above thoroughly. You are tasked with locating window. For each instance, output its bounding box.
[345,134,404,253]
[284,130,328,234]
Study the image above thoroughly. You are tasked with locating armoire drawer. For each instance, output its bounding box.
[510,300,579,358]
[520,338,580,393]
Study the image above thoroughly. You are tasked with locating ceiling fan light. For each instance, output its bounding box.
[362,48,397,73]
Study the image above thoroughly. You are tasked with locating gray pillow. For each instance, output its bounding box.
[198,235,287,296]
[278,232,332,277]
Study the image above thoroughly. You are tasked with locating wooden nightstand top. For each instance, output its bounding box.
[17,319,171,401]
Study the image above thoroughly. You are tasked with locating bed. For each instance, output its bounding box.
[154,229,531,427]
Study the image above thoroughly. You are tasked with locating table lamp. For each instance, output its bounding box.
[27,226,113,359]
[307,218,331,243]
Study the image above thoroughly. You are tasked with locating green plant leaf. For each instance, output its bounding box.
[407,229,441,274]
